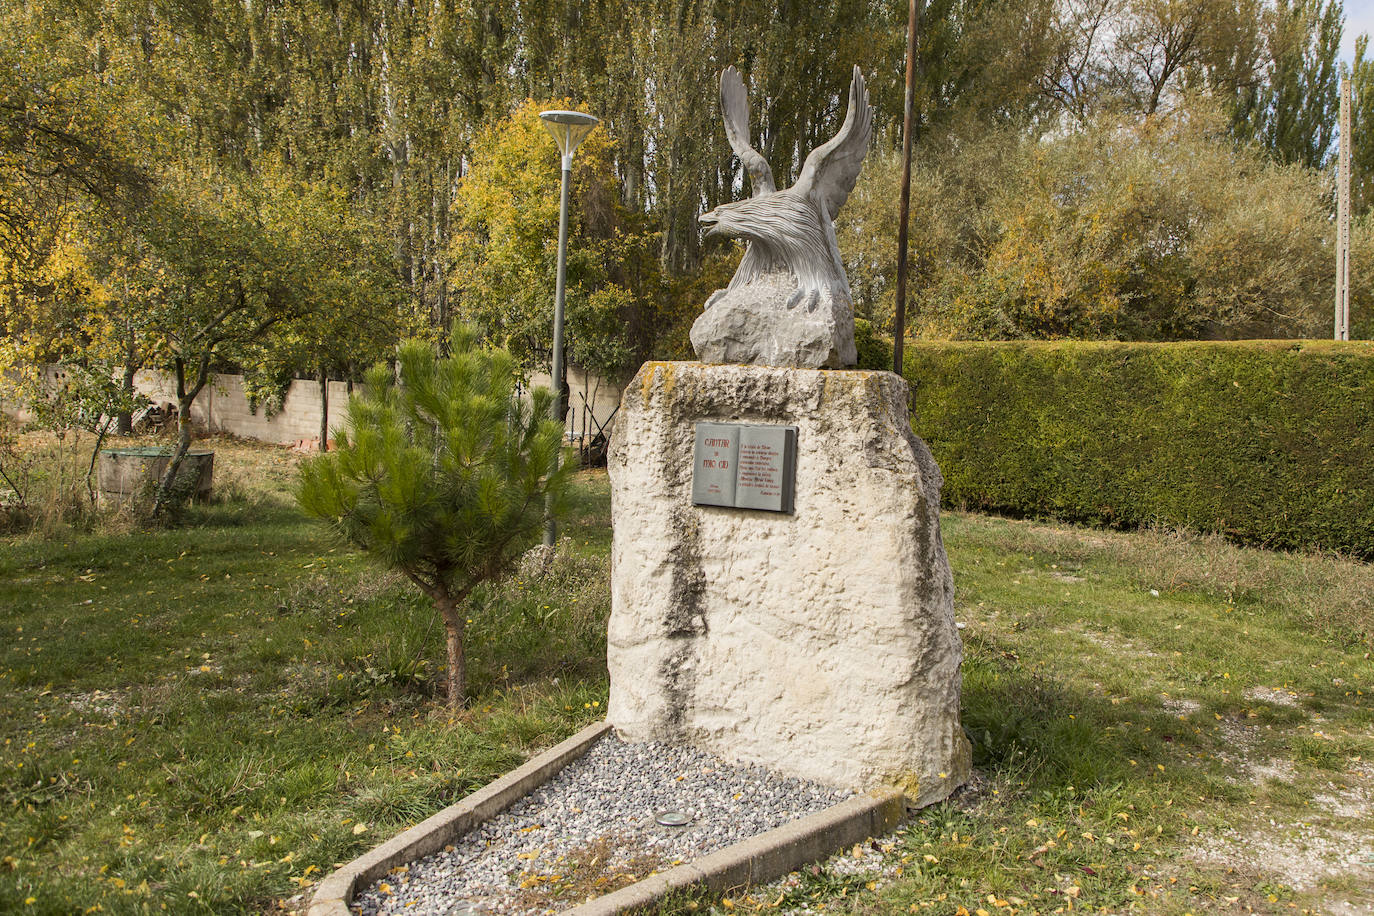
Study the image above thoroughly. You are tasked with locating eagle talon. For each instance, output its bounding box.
[784,289,821,312]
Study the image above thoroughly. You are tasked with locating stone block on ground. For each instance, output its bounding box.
[607,361,969,806]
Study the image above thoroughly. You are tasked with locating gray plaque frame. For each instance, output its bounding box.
[691,422,797,513]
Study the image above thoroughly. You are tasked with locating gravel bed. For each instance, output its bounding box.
[351,733,853,916]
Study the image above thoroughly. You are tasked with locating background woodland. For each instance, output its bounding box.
[4,0,1374,406]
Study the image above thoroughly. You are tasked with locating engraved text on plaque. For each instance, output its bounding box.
[691,422,797,513]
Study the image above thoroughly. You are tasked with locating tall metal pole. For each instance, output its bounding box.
[538,109,597,548]
[894,0,922,376]
[1336,76,1352,341]
[545,153,572,546]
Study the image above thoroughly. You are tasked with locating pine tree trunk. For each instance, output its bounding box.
[434,588,466,709]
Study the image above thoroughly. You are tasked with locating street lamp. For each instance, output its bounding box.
[539,108,599,547]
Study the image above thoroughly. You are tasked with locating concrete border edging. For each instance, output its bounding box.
[308,724,904,916]
[561,787,907,916]
[307,720,612,916]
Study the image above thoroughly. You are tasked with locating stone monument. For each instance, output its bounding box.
[608,66,969,807]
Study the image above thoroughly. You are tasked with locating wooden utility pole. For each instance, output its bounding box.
[894,0,923,375]
[1336,76,1351,341]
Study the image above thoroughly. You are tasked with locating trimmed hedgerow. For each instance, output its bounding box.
[904,340,1374,558]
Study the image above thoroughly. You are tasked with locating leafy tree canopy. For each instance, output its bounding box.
[843,102,1335,341]
[448,99,658,382]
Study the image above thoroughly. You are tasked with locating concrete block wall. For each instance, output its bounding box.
[529,367,625,441]
[133,366,624,447]
[134,371,353,445]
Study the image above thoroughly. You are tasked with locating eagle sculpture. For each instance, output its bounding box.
[691,65,872,369]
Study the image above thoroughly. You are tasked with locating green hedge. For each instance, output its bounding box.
[903,340,1374,558]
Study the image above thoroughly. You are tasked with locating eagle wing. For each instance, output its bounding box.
[793,66,872,221]
[720,66,776,197]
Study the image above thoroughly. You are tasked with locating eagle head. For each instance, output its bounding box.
[699,191,820,249]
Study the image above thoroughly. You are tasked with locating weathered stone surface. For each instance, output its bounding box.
[690,272,858,369]
[607,362,969,805]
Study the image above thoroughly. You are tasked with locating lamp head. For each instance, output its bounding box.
[539,110,599,167]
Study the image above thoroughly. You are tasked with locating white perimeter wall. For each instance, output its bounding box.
[133,371,350,445]
[132,367,623,446]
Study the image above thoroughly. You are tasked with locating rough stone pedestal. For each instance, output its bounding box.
[607,362,970,806]
[690,273,858,369]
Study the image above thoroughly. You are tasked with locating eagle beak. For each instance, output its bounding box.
[698,210,720,235]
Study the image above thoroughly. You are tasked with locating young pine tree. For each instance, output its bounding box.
[296,327,571,708]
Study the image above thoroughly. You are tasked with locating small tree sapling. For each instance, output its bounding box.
[296,326,571,708]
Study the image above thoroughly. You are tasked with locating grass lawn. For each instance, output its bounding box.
[2,437,1371,915]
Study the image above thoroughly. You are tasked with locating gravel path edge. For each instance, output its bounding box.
[562,787,907,916]
[308,721,613,916]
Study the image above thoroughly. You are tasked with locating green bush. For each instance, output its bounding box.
[904,340,1374,558]
[853,317,894,371]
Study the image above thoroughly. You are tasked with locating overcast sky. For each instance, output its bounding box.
[1343,0,1374,65]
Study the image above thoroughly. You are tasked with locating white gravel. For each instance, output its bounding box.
[351,733,853,916]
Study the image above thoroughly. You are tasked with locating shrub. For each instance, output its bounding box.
[853,318,894,371]
[905,340,1374,557]
[840,106,1337,343]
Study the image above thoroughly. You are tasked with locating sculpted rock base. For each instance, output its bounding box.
[690,272,858,369]
[607,362,969,805]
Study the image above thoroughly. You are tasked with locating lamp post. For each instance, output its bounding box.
[539,109,599,547]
